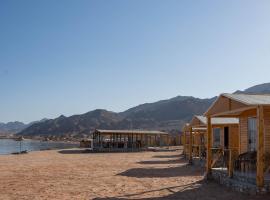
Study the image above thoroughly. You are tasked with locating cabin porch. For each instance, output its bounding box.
[205,93,270,193]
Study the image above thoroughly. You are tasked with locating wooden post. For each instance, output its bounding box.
[189,126,193,164]
[110,134,112,150]
[184,130,186,157]
[131,133,133,150]
[228,149,233,178]
[199,143,202,160]
[257,106,265,189]
[207,117,212,175]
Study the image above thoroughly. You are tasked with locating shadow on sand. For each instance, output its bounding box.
[137,158,186,165]
[92,180,265,200]
[58,149,91,154]
[152,154,183,159]
[117,164,201,178]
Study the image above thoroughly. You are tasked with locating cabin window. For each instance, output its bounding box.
[248,117,257,151]
[213,128,221,147]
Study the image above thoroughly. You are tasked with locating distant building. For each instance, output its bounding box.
[92,129,170,152]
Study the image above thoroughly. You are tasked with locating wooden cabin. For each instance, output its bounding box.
[205,93,270,191]
[92,129,170,152]
[183,115,239,165]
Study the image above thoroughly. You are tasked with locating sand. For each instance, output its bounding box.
[0,147,269,200]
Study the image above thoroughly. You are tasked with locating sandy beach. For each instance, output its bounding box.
[0,147,268,200]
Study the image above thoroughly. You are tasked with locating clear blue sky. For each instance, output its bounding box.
[1,0,270,123]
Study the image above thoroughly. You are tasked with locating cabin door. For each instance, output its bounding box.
[248,117,257,152]
[224,127,229,149]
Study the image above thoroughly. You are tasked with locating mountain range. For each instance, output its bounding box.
[2,82,270,137]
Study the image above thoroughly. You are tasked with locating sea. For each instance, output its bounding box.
[0,139,78,155]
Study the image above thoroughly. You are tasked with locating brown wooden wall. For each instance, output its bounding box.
[193,133,201,146]
[229,124,239,150]
[239,117,248,154]
[264,107,270,154]
[238,107,270,154]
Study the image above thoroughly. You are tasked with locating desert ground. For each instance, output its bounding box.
[0,147,269,200]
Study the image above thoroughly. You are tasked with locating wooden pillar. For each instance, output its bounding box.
[131,133,134,150]
[135,134,137,148]
[110,134,112,149]
[99,133,101,148]
[189,126,193,164]
[228,149,233,178]
[257,106,265,189]
[183,130,186,157]
[199,132,202,160]
[206,117,212,175]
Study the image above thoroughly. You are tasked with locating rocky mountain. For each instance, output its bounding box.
[119,96,215,130]
[0,121,27,134]
[16,82,270,137]
[0,119,49,134]
[19,110,123,136]
[18,96,215,136]
[235,83,270,94]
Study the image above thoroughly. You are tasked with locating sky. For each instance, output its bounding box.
[1,0,270,123]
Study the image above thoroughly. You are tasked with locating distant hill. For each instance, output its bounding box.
[16,82,270,137]
[19,96,215,136]
[119,96,215,130]
[0,119,49,134]
[0,121,27,134]
[235,83,270,94]
[19,110,123,136]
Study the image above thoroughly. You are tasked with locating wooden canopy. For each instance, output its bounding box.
[204,93,270,117]
[95,129,168,135]
[190,115,239,127]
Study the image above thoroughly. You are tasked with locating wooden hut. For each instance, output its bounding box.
[92,129,170,152]
[183,115,239,165]
[205,93,270,192]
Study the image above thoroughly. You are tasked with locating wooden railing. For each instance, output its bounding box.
[228,148,239,177]
[234,151,256,174]
[211,148,239,177]
[211,148,226,168]
[192,145,206,159]
[265,153,270,173]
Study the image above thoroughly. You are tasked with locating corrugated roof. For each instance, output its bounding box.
[95,129,168,135]
[195,115,239,125]
[222,93,270,106]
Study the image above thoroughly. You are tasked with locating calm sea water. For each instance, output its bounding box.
[0,139,78,155]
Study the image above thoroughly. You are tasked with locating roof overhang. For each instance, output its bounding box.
[95,129,169,135]
[204,93,263,117]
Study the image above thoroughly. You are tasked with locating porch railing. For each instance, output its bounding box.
[211,148,239,177]
[234,151,256,174]
[211,148,228,169]
[192,145,206,159]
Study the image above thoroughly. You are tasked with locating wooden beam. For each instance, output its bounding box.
[206,117,212,175]
[210,106,256,118]
[189,126,193,164]
[257,106,265,189]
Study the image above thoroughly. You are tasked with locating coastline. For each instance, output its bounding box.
[0,139,79,155]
